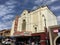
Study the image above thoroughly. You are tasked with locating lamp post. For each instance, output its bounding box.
[42,15,48,45]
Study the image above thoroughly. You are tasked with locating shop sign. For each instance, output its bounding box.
[53,29,58,33]
[23,32,31,36]
[14,33,24,36]
[14,31,32,36]
[13,32,24,36]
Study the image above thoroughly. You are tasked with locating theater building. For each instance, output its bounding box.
[10,6,57,45]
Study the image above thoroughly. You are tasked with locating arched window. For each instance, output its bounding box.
[22,19,26,31]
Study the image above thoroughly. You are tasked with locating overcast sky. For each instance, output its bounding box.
[0,0,60,30]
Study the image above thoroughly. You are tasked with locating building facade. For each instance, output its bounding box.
[0,29,11,37]
[10,6,57,36]
[10,6,58,45]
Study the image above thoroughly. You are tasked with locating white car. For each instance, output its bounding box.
[5,39,11,45]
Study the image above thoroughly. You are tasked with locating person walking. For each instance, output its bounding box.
[31,42,35,45]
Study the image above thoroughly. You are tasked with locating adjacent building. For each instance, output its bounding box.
[0,29,11,37]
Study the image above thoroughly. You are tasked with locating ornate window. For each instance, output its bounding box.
[34,27,37,33]
[22,19,26,31]
[33,25,38,33]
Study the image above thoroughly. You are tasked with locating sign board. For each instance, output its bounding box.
[14,31,32,36]
[23,31,32,36]
[53,29,58,32]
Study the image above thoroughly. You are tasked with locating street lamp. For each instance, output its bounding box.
[42,14,49,45]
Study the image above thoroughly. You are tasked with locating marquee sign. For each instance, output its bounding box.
[24,31,32,36]
[13,31,32,36]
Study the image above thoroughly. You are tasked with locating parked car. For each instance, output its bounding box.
[5,39,11,45]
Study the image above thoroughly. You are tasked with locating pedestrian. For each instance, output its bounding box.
[31,42,35,45]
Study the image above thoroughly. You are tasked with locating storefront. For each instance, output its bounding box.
[14,32,49,45]
[15,36,40,45]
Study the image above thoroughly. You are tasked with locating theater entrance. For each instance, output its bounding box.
[15,36,40,45]
[56,37,60,45]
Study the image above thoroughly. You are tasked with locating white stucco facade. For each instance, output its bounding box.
[10,6,57,36]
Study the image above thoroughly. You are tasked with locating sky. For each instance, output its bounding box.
[0,0,60,30]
